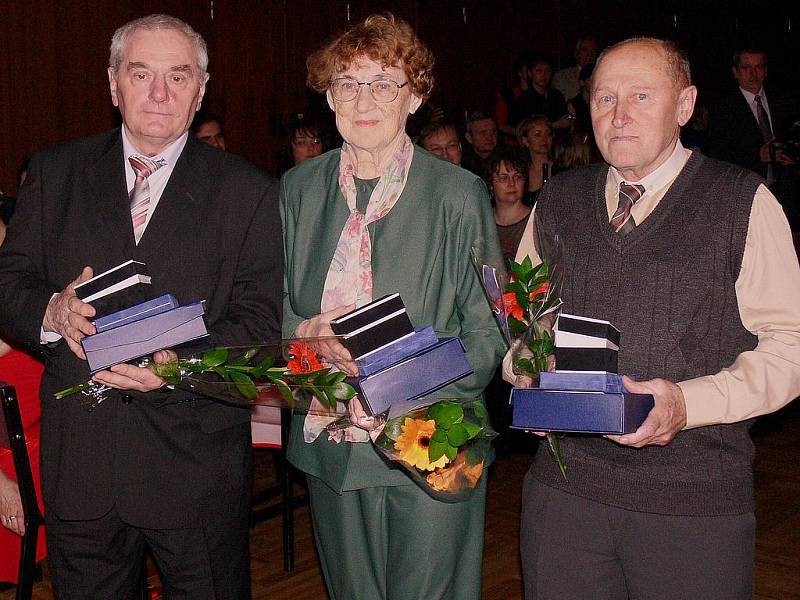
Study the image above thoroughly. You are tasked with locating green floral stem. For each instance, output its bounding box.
[547,433,568,481]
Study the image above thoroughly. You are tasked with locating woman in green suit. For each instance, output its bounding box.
[281,13,505,600]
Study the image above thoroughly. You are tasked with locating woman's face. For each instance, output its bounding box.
[291,128,323,165]
[524,121,553,156]
[327,57,422,154]
[492,162,526,205]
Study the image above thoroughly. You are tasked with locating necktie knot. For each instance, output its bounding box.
[128,154,166,179]
[611,182,645,235]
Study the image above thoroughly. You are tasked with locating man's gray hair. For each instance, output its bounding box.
[109,14,208,77]
[596,37,691,89]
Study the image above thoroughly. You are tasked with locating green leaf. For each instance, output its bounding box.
[429,440,448,463]
[212,367,232,381]
[446,423,470,447]
[427,401,464,429]
[444,443,458,461]
[547,433,568,481]
[230,370,257,399]
[431,427,449,443]
[229,347,259,366]
[515,357,536,375]
[520,254,533,274]
[472,402,490,423]
[274,378,294,407]
[510,260,527,282]
[202,347,229,368]
[253,356,275,375]
[504,281,527,295]
[330,381,356,401]
[508,316,527,334]
[461,421,482,440]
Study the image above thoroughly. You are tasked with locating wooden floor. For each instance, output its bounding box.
[4,401,799,599]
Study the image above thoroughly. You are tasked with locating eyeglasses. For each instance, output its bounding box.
[493,173,525,184]
[330,77,409,103]
[292,136,322,148]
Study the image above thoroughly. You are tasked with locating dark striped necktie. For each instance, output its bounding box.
[611,182,645,235]
[754,95,772,143]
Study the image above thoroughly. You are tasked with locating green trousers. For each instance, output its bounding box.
[307,475,488,600]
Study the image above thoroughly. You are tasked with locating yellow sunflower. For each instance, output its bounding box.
[394,417,450,471]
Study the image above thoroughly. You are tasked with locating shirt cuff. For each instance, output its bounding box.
[678,376,727,429]
[40,293,62,344]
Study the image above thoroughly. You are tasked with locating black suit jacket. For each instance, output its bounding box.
[0,130,282,527]
[706,87,794,178]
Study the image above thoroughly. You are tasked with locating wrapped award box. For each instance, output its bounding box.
[511,315,653,434]
[332,296,473,415]
[82,298,208,373]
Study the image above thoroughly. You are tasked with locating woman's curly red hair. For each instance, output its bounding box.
[307,13,435,101]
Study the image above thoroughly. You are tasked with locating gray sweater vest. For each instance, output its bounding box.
[533,152,762,515]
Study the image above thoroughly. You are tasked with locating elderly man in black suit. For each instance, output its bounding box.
[706,48,798,227]
[0,14,282,599]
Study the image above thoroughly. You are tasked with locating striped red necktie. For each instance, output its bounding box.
[128,154,167,243]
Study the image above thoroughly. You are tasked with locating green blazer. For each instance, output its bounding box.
[281,147,506,492]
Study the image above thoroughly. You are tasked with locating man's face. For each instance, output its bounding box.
[195,120,225,150]
[576,39,599,67]
[109,28,208,156]
[423,127,462,165]
[733,52,767,95]
[466,119,498,156]
[590,42,696,181]
[531,63,552,92]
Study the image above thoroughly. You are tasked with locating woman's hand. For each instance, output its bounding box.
[0,471,25,536]
[296,305,358,376]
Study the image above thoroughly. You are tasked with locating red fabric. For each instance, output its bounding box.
[0,348,46,584]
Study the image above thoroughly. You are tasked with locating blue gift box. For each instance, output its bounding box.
[354,337,473,416]
[539,371,625,393]
[356,327,439,377]
[82,301,208,373]
[510,388,653,434]
[93,294,180,333]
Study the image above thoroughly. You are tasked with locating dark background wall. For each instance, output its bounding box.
[1,0,798,194]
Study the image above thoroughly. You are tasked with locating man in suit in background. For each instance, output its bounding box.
[0,14,282,599]
[706,48,798,228]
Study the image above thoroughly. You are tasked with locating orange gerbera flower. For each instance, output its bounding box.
[394,418,450,471]
[502,291,524,320]
[287,342,324,374]
[530,281,549,300]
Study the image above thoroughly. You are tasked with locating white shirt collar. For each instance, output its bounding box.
[121,126,188,168]
[609,139,689,193]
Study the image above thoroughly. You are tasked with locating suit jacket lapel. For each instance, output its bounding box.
[85,131,136,258]
[135,137,207,259]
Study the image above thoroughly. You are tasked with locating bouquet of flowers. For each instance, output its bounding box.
[473,242,569,480]
[55,341,494,499]
[373,399,496,502]
[55,341,356,412]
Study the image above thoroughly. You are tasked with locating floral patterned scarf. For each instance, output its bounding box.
[305,134,415,444]
[321,134,414,312]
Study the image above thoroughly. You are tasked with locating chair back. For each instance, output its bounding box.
[0,382,44,600]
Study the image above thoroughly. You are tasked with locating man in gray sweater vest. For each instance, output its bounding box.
[512,38,800,599]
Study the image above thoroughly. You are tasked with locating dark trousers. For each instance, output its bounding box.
[520,471,755,600]
[46,504,251,599]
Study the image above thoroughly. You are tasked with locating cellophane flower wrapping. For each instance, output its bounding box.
[55,340,355,417]
[372,399,497,502]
